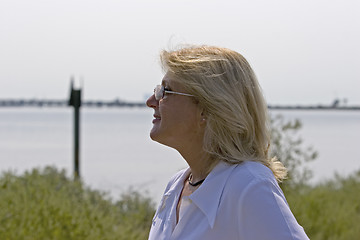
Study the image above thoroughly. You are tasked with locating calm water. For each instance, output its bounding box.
[0,108,359,202]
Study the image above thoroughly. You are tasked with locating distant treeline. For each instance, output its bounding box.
[0,99,146,108]
[0,99,359,110]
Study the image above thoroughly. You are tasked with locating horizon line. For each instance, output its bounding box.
[0,98,359,110]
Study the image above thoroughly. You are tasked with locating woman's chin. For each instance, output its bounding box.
[149,132,157,141]
[150,129,169,147]
[149,126,161,141]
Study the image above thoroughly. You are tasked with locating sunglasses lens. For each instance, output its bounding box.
[154,85,163,100]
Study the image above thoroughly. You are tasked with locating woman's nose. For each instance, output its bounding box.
[146,94,158,109]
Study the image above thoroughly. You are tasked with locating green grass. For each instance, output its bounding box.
[1,166,360,239]
[284,170,360,240]
[0,167,155,240]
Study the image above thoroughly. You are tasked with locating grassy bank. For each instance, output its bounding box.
[1,166,360,239]
[0,167,154,240]
[284,170,360,240]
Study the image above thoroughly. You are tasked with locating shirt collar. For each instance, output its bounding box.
[189,161,238,228]
[164,168,190,197]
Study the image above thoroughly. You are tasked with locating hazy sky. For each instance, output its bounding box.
[1,0,359,105]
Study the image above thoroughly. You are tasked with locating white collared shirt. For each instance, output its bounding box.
[148,161,309,240]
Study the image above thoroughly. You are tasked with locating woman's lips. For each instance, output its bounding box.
[152,114,161,123]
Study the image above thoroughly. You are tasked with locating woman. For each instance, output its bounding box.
[146,45,309,240]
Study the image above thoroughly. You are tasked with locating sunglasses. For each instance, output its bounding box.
[154,85,194,101]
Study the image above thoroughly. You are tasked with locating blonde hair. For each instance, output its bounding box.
[160,45,287,182]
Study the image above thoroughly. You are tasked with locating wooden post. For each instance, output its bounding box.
[68,78,82,180]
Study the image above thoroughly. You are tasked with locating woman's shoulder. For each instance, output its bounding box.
[225,161,279,193]
[234,161,275,180]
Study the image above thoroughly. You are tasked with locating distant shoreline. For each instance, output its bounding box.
[267,105,360,111]
[0,99,359,110]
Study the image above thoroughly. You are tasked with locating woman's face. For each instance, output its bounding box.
[146,72,204,151]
